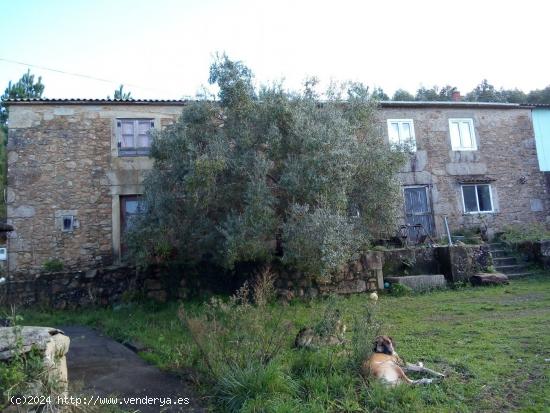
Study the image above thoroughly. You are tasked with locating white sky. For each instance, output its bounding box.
[1,0,549,99]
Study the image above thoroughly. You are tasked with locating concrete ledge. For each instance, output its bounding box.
[385,274,447,291]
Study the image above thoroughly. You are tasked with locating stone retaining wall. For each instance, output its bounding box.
[513,239,550,268]
[436,244,492,282]
[273,252,384,300]
[0,253,385,308]
[0,246,493,308]
[0,265,175,309]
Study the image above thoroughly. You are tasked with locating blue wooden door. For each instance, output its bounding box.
[403,186,435,241]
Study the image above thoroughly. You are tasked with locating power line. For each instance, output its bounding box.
[0,57,189,97]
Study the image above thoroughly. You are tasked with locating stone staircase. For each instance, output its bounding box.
[488,242,534,278]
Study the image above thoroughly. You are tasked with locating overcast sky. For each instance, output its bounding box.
[1,0,549,100]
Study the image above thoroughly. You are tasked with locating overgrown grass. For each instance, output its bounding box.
[13,274,550,412]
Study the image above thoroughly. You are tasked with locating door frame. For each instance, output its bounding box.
[119,195,143,256]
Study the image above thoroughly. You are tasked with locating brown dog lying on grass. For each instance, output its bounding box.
[362,335,444,386]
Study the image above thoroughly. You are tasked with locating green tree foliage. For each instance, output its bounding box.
[370,87,389,101]
[415,85,457,101]
[526,86,550,104]
[110,84,132,100]
[0,70,45,126]
[464,79,502,102]
[500,88,527,103]
[392,89,415,101]
[128,55,405,279]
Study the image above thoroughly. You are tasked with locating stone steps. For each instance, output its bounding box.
[496,264,530,274]
[487,242,536,278]
[492,256,517,266]
[491,249,508,258]
[487,242,507,251]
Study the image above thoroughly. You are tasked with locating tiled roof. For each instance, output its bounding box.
[5,98,539,109]
[5,98,190,105]
[379,101,524,109]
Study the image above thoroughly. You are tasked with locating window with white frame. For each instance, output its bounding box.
[449,118,476,151]
[461,184,493,213]
[387,119,416,152]
[117,119,154,156]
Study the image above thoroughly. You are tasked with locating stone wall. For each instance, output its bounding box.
[7,101,549,282]
[0,253,384,308]
[274,251,384,299]
[382,244,492,282]
[377,104,549,240]
[382,247,439,276]
[514,239,550,268]
[0,264,179,309]
[6,102,185,276]
[436,244,492,282]
[0,246,495,308]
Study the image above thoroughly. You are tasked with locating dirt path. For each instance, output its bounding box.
[61,326,207,412]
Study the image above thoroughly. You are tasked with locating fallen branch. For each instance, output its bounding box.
[403,362,445,378]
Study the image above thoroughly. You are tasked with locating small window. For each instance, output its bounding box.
[62,215,74,231]
[449,118,476,151]
[387,119,416,152]
[117,119,154,156]
[461,184,493,213]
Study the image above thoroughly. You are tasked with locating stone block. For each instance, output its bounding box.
[0,327,70,395]
[363,251,383,270]
[385,274,446,291]
[335,279,366,294]
[470,272,509,286]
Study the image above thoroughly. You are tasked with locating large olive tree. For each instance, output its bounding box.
[128,55,405,279]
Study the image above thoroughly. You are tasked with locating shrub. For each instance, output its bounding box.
[499,223,550,244]
[128,55,406,279]
[349,301,383,368]
[42,258,64,272]
[215,362,299,413]
[389,283,413,296]
[179,270,292,382]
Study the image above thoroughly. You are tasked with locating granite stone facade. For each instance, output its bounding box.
[5,100,549,282]
[377,102,549,240]
[6,101,185,276]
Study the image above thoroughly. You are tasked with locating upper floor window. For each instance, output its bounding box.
[387,119,416,152]
[117,119,154,156]
[461,184,493,213]
[449,118,476,151]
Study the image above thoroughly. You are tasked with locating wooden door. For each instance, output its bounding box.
[403,186,435,242]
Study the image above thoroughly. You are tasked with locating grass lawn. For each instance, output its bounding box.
[14,274,550,412]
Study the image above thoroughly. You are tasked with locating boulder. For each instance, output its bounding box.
[470,272,509,286]
[0,326,70,395]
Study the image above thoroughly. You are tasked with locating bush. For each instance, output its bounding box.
[128,55,406,279]
[389,283,413,296]
[215,362,299,413]
[499,223,550,244]
[179,269,292,376]
[42,258,64,272]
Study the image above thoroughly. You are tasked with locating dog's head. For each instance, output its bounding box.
[373,335,395,355]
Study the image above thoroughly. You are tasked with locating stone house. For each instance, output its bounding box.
[6,99,186,276]
[377,101,549,242]
[4,98,549,276]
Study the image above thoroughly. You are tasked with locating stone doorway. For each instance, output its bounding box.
[403,186,435,242]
